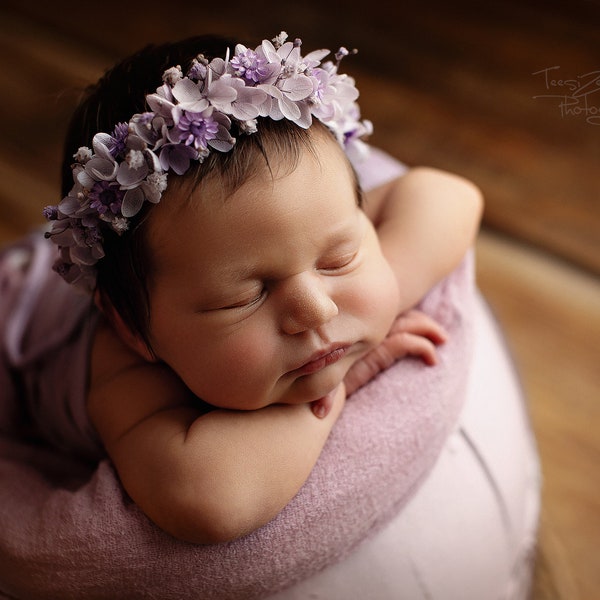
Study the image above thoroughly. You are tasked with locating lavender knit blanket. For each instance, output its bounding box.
[0,150,475,599]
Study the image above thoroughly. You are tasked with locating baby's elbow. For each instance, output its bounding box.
[151,488,262,544]
[438,167,484,216]
[459,177,484,242]
[426,167,484,237]
[165,514,246,545]
[183,507,256,545]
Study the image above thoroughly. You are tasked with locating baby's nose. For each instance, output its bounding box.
[279,273,338,335]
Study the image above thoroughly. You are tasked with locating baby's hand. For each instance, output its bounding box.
[344,309,448,396]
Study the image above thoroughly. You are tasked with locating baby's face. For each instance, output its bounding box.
[145,133,399,410]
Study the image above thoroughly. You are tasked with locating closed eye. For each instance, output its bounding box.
[198,286,267,313]
[219,287,267,311]
[317,251,359,273]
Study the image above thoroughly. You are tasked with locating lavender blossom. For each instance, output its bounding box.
[230,48,271,83]
[188,56,208,81]
[105,123,129,157]
[43,205,58,220]
[172,109,219,150]
[158,143,199,175]
[207,76,267,121]
[130,113,161,146]
[88,181,125,216]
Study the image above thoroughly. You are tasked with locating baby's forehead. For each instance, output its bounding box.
[145,137,361,278]
[161,127,358,207]
[152,127,355,209]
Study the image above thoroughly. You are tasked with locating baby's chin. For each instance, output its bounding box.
[283,363,354,405]
[194,355,358,411]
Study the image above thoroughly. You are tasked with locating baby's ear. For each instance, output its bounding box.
[93,291,157,363]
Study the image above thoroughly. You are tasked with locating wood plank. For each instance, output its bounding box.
[476,230,600,600]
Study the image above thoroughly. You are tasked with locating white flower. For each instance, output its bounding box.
[170,78,210,113]
[207,76,268,121]
[163,65,183,86]
[73,147,92,163]
[125,149,145,170]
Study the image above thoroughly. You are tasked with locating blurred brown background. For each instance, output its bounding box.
[0,1,598,597]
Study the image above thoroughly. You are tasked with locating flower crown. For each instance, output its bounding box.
[44,32,372,293]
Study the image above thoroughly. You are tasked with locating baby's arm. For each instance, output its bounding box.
[333,167,483,394]
[89,319,345,544]
[364,167,483,311]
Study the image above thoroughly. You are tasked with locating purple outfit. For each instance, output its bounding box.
[0,233,101,460]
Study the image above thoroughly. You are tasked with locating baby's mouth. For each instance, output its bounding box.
[291,345,349,377]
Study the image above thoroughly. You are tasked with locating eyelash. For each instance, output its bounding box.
[222,288,267,311]
[318,251,358,273]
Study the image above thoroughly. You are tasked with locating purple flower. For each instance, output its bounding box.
[83,225,103,246]
[121,187,145,218]
[106,122,129,157]
[207,76,267,121]
[130,113,163,147]
[188,56,208,81]
[146,86,177,120]
[257,77,314,127]
[75,134,119,188]
[43,205,58,220]
[230,49,271,83]
[158,143,199,175]
[89,181,125,216]
[173,109,219,150]
[116,133,158,191]
[204,111,235,152]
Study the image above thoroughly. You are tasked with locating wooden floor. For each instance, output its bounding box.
[1,1,598,597]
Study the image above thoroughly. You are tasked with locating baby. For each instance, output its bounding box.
[45,33,482,543]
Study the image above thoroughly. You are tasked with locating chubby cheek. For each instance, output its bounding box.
[350,258,399,346]
[187,326,279,408]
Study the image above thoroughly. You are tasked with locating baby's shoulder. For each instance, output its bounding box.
[88,318,196,450]
[90,317,146,387]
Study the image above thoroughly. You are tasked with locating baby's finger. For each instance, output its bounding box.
[391,310,448,344]
[344,359,377,395]
[344,343,397,394]
[386,332,439,366]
